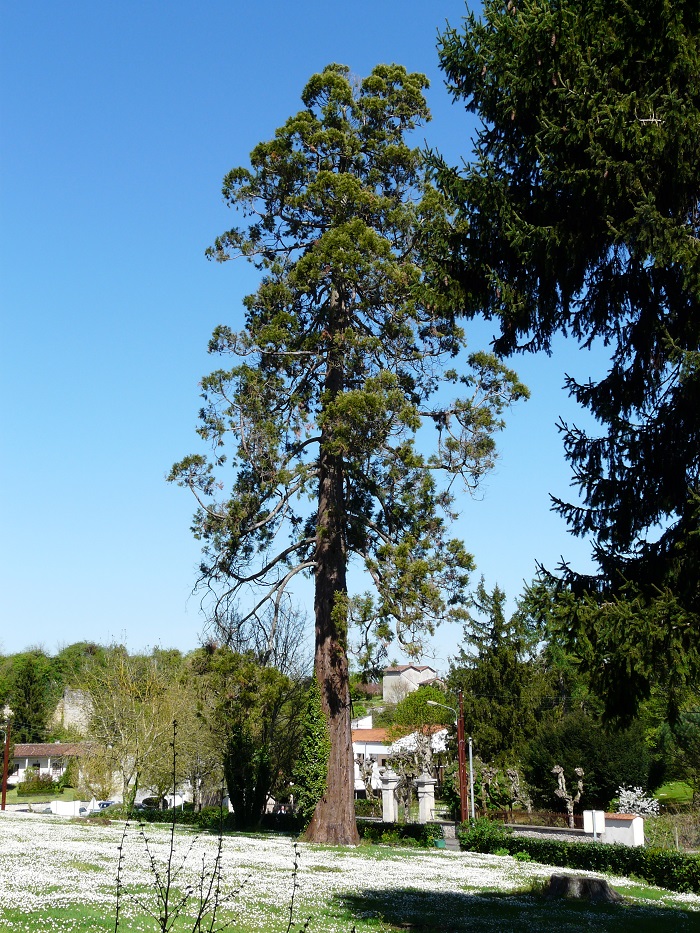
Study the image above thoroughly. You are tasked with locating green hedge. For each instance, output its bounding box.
[134,806,237,832]
[126,806,302,834]
[458,820,700,894]
[357,819,444,848]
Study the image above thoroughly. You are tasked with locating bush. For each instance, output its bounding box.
[457,828,700,894]
[140,805,239,833]
[259,810,303,833]
[354,797,382,818]
[17,774,60,796]
[357,819,444,848]
[457,817,512,852]
[617,785,660,816]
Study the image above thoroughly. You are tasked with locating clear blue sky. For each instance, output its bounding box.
[1,1,601,668]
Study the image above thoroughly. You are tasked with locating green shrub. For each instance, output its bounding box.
[357,819,444,848]
[458,829,700,894]
[457,817,512,852]
[354,797,382,818]
[130,805,236,832]
[57,759,79,790]
[17,773,60,796]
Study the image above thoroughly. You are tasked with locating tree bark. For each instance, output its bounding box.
[545,874,623,904]
[304,298,359,846]
[303,445,358,844]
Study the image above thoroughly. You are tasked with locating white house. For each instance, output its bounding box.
[10,742,87,783]
[352,727,391,792]
[352,721,449,795]
[382,665,440,704]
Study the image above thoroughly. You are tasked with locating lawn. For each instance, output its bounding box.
[0,812,698,931]
[2,785,82,805]
[655,782,694,807]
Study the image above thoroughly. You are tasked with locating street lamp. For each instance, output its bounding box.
[426,692,475,822]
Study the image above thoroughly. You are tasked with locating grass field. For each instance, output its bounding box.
[655,782,694,807]
[0,812,699,931]
[2,785,82,805]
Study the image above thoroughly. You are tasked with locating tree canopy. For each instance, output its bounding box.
[191,646,305,829]
[448,580,539,761]
[170,63,527,843]
[437,0,700,718]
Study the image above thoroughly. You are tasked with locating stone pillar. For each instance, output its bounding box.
[381,768,401,823]
[414,771,437,824]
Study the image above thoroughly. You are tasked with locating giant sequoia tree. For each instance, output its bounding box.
[437,1,700,717]
[170,64,526,843]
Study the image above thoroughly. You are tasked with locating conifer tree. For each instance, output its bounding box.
[437,1,700,717]
[170,64,527,843]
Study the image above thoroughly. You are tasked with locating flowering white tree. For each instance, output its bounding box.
[617,785,659,816]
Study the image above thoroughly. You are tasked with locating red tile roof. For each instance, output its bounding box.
[13,743,87,758]
[351,729,389,743]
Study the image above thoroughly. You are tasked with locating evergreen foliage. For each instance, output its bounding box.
[523,711,651,810]
[663,707,700,799]
[292,677,331,826]
[8,651,57,743]
[448,580,538,761]
[170,63,527,842]
[436,0,700,718]
[191,646,305,830]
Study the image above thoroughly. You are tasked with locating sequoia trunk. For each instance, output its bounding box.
[303,299,359,846]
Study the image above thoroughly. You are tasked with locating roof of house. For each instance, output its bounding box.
[13,742,87,758]
[383,665,436,674]
[351,729,390,743]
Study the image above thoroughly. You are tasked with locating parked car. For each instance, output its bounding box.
[98,800,115,810]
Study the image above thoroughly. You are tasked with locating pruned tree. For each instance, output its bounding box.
[170,63,527,844]
[505,767,532,815]
[552,764,584,829]
[79,743,120,801]
[436,0,700,719]
[387,730,435,822]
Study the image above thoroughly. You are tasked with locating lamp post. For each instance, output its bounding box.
[427,693,475,823]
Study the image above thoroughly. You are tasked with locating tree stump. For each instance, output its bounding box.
[544,873,623,904]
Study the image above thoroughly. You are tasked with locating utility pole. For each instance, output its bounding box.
[457,692,468,823]
[1,718,11,811]
[427,693,474,823]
